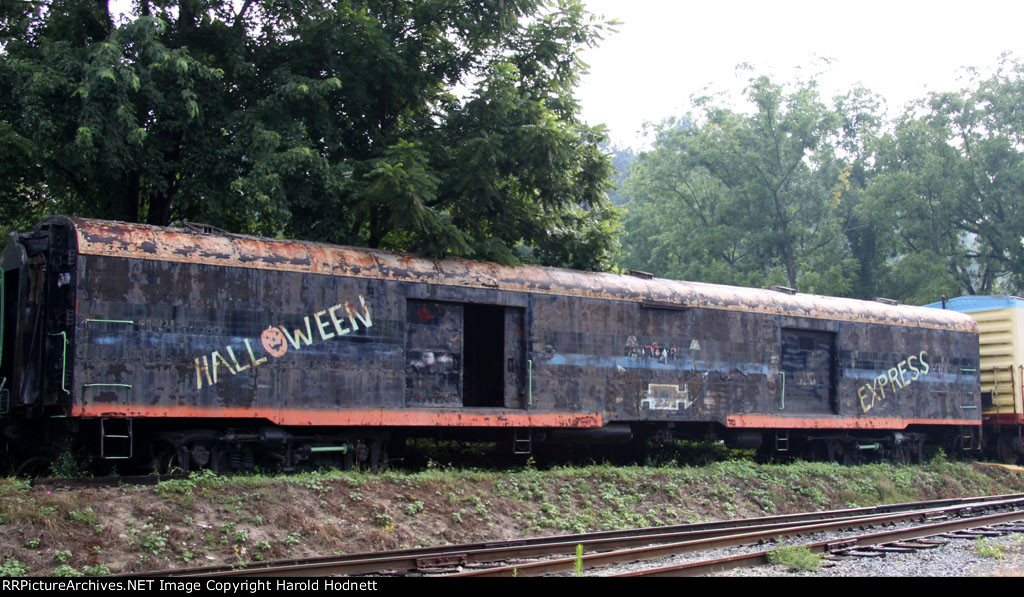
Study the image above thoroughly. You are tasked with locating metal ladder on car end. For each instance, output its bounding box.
[774,430,790,452]
[513,429,532,455]
[100,418,133,460]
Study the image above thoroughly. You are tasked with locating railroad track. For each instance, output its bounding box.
[124,493,1024,578]
[617,511,1024,577]
[452,495,1024,577]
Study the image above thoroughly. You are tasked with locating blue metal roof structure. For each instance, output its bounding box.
[923,295,1024,313]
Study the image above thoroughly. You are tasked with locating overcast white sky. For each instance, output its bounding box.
[578,0,1024,147]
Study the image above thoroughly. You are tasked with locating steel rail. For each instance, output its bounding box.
[134,493,1014,578]
[198,510,920,578]
[133,494,1024,578]
[446,496,1024,577]
[617,509,1024,577]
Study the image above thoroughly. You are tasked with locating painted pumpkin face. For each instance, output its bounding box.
[261,327,288,358]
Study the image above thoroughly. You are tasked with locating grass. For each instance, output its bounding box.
[2,458,1024,575]
[974,538,1007,560]
[767,544,823,571]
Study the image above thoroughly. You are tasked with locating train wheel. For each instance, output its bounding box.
[809,440,834,462]
[152,447,188,474]
[893,443,911,465]
[996,434,1018,464]
[368,437,386,472]
[351,435,390,472]
[909,440,923,465]
[832,441,854,465]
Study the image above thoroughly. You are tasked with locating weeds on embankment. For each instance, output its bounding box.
[0,454,1020,576]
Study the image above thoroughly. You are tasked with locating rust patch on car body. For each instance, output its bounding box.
[65,217,975,332]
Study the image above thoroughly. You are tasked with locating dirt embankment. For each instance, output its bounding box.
[1,460,1022,576]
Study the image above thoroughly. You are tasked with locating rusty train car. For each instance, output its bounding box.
[0,216,982,473]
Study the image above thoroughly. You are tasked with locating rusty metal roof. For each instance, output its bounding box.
[50,216,976,332]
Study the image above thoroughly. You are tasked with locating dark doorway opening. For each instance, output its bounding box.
[780,328,838,414]
[463,304,505,407]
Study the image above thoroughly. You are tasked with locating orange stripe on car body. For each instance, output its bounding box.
[726,414,979,429]
[73,404,603,428]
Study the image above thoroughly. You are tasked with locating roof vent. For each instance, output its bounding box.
[183,222,226,235]
[641,301,690,311]
[874,297,898,305]
[769,285,797,295]
[629,270,654,280]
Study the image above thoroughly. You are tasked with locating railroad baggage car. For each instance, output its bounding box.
[0,217,982,472]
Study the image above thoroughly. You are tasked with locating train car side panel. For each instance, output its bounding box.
[0,217,983,472]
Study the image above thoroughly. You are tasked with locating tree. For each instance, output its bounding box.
[870,56,1024,298]
[620,75,859,296]
[0,0,618,270]
[826,86,895,301]
[602,142,637,206]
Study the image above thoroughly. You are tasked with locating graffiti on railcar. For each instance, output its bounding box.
[193,296,372,389]
[641,372,709,411]
[858,351,930,413]
[625,335,690,363]
[261,328,288,358]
